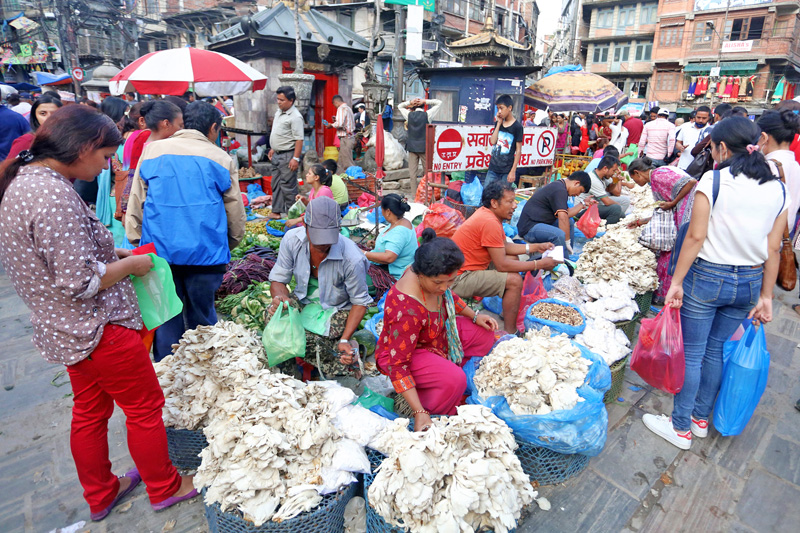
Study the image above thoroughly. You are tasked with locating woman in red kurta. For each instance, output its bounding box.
[375,229,498,430]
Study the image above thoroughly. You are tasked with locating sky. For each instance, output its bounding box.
[536,0,562,55]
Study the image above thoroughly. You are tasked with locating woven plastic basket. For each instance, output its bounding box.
[603,355,630,404]
[634,291,654,317]
[442,196,480,220]
[166,427,208,470]
[392,395,415,418]
[515,438,590,486]
[204,482,357,533]
[615,318,638,344]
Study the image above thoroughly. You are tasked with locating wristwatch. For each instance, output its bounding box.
[292,156,300,162]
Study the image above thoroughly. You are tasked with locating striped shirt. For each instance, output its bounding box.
[333,103,355,138]
[638,118,676,160]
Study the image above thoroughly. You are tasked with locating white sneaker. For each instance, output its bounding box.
[691,416,709,438]
[642,414,692,450]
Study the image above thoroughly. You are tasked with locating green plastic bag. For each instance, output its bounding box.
[287,199,306,220]
[300,303,337,336]
[263,302,307,367]
[354,386,394,412]
[130,253,183,330]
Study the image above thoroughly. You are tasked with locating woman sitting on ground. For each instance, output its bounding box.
[376,228,498,430]
[0,105,197,521]
[364,194,418,279]
[286,164,334,227]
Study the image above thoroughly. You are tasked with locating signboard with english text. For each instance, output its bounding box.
[430,125,558,172]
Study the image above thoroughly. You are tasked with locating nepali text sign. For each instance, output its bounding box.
[431,125,557,172]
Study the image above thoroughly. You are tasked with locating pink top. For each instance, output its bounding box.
[309,185,334,201]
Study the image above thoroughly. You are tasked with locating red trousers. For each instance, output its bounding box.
[66,325,181,513]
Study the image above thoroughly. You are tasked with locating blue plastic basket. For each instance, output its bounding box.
[166,427,208,470]
[514,437,589,485]
[204,482,357,533]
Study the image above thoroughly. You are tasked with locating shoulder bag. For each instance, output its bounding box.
[668,170,720,276]
[774,161,797,291]
[639,208,677,251]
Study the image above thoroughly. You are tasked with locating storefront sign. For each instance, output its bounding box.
[431,125,558,172]
[721,40,753,53]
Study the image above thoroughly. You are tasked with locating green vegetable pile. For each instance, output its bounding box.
[268,220,285,231]
[231,233,281,260]
[216,281,273,332]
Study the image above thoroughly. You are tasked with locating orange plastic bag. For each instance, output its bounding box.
[576,203,601,239]
[414,172,447,203]
[517,272,547,332]
[630,307,685,394]
[415,202,465,239]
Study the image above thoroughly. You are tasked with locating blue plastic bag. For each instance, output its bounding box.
[524,298,586,336]
[511,200,527,230]
[482,295,504,315]
[461,178,483,206]
[464,342,610,456]
[503,222,517,238]
[712,323,770,437]
[346,166,366,179]
[364,311,384,342]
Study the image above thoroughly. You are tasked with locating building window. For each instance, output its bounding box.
[632,81,648,99]
[431,90,458,122]
[613,44,630,63]
[659,27,683,47]
[635,43,652,61]
[337,11,353,31]
[614,80,625,91]
[657,72,679,92]
[597,9,614,29]
[146,0,157,16]
[443,0,464,15]
[725,16,765,41]
[694,23,714,48]
[773,18,789,37]
[470,2,484,22]
[593,44,609,63]
[641,4,658,25]
[619,7,636,28]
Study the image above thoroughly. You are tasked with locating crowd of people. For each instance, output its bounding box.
[1,78,800,523]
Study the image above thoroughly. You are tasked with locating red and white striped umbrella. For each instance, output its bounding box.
[109,47,267,97]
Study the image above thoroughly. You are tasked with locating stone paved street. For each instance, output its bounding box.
[1,265,798,533]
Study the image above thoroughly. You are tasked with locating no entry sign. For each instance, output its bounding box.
[430,125,558,172]
[436,128,463,162]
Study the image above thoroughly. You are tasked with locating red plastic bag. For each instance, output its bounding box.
[415,202,465,239]
[576,203,601,239]
[630,307,685,394]
[517,272,547,332]
[414,172,447,203]
[358,192,376,208]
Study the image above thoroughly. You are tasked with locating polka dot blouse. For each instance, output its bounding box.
[0,166,142,365]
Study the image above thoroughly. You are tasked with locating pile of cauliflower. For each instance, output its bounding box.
[155,321,267,430]
[575,218,658,294]
[473,328,590,416]
[368,405,536,533]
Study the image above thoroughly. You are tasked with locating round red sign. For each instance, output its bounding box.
[436,128,463,162]
[537,130,556,158]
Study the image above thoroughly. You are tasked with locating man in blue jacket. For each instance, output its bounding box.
[126,101,246,361]
[0,100,30,160]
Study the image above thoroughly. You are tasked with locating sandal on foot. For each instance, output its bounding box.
[151,488,199,512]
[91,468,141,521]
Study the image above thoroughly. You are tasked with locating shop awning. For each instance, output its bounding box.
[684,61,759,74]
[676,107,693,113]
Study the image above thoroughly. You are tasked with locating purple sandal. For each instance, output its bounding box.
[151,488,199,511]
[91,468,141,521]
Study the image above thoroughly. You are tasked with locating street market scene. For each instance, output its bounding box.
[2,0,800,532]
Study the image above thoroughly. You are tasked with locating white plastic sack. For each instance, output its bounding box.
[344,496,367,533]
[333,438,372,475]
[367,131,406,170]
[333,404,393,449]
[318,468,357,495]
[316,381,358,412]
[361,375,394,397]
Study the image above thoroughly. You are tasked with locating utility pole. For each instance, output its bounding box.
[54,0,81,95]
[393,4,404,102]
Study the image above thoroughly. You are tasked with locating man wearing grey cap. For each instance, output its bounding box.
[268,197,372,375]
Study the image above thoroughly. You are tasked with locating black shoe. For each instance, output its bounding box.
[795,399,800,413]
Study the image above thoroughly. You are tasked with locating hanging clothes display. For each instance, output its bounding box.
[731,77,741,99]
[698,76,708,95]
[718,76,727,94]
[688,76,698,96]
[724,76,734,96]
[745,76,755,98]
[772,76,786,104]
[787,82,797,100]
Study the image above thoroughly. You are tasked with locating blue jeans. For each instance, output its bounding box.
[671,259,762,431]
[484,169,508,186]
[153,268,224,362]
[523,220,574,249]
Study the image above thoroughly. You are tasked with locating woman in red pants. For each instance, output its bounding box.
[0,105,197,521]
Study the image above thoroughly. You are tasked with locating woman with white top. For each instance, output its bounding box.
[643,116,787,450]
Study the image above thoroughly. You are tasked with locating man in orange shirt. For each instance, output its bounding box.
[452,181,558,333]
